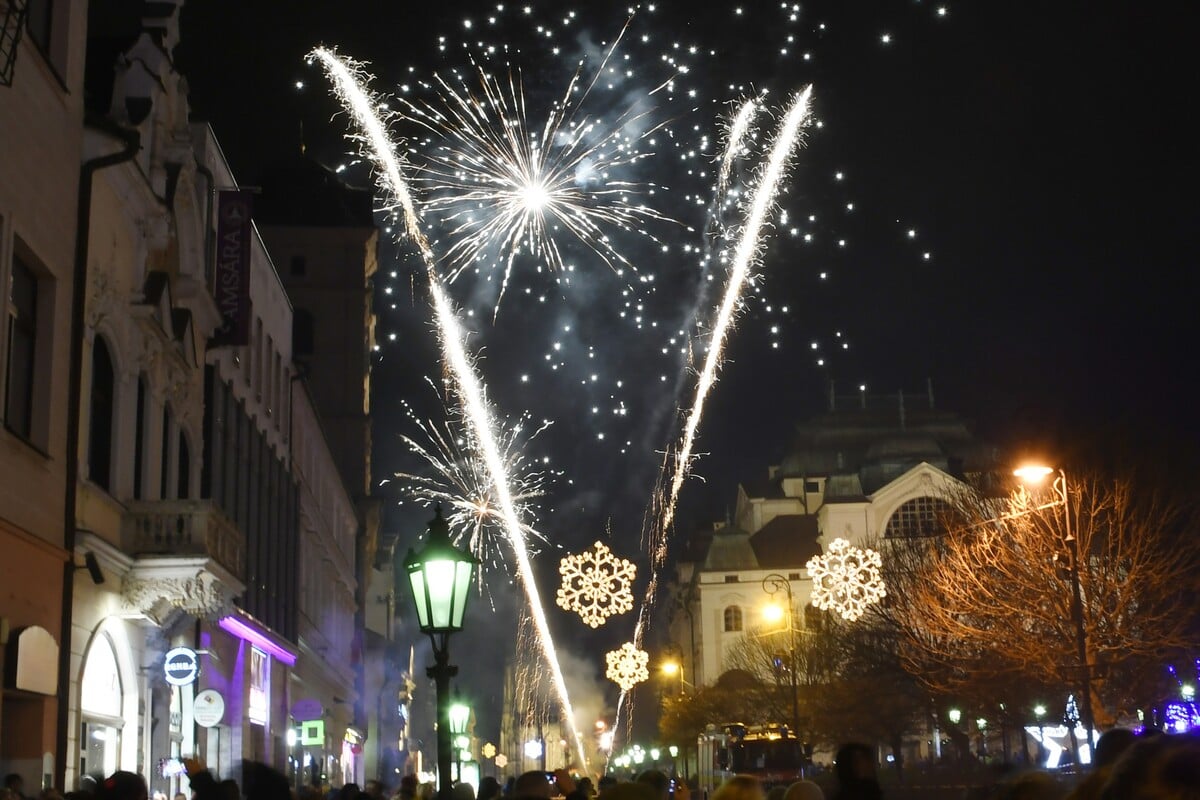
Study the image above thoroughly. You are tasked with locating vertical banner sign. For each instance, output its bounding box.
[212,190,253,346]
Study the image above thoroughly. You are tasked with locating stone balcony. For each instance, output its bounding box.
[120,500,245,623]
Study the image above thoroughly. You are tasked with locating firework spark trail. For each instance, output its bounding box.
[395,393,555,595]
[718,98,762,195]
[615,87,815,743]
[311,47,591,771]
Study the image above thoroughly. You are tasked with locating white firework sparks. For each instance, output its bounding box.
[399,44,675,310]
[617,87,814,739]
[396,403,554,586]
[806,538,887,622]
[311,46,591,771]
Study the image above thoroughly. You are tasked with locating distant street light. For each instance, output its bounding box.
[762,574,800,741]
[1014,464,1095,747]
[404,507,478,797]
[449,696,471,781]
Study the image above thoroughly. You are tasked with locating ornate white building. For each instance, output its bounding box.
[667,390,994,700]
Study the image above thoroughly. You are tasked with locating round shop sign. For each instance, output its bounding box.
[193,689,225,728]
[164,647,199,686]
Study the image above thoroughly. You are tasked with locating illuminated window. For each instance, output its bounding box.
[723,606,743,632]
[884,496,951,539]
[5,255,37,439]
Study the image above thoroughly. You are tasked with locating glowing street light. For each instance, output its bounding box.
[449,697,472,780]
[404,507,478,797]
[948,708,962,725]
[1014,464,1095,747]
[761,574,800,741]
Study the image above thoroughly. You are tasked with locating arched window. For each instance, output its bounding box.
[884,496,952,538]
[80,633,123,779]
[133,376,147,499]
[293,309,314,356]
[88,337,115,491]
[723,605,743,632]
[160,407,172,499]
[177,433,190,499]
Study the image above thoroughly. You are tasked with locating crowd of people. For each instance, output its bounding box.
[3,729,1195,800]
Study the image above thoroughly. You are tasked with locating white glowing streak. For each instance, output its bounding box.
[718,99,761,194]
[615,88,814,747]
[662,86,812,555]
[310,48,590,771]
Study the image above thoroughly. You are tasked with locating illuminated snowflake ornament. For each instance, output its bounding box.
[806,538,887,621]
[556,541,637,628]
[605,642,650,691]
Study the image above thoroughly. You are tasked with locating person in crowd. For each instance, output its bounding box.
[782,781,823,800]
[450,783,475,800]
[710,776,763,800]
[594,778,617,798]
[595,783,655,800]
[97,772,148,800]
[396,776,419,800]
[477,777,502,800]
[1098,731,1200,800]
[510,772,555,800]
[4,775,27,800]
[831,744,882,800]
[364,782,385,800]
[1065,728,1137,800]
[989,772,1066,800]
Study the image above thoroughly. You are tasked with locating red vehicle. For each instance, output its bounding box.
[697,724,805,797]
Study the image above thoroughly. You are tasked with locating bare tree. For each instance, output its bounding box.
[876,472,1200,729]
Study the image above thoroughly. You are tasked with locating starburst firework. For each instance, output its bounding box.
[395,401,554,585]
[806,537,887,622]
[398,53,675,310]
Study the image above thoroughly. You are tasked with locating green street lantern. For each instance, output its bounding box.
[405,507,477,635]
[403,507,477,798]
[449,701,471,737]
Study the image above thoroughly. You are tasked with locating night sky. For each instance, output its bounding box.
[174,1,1199,739]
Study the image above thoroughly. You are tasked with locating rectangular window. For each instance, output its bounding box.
[248,647,269,726]
[724,575,739,583]
[5,255,37,439]
[804,480,820,493]
[25,0,53,55]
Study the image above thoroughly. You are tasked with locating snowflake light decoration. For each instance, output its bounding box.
[805,538,887,622]
[556,541,637,628]
[605,642,650,691]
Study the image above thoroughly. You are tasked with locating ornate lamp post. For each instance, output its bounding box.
[449,696,471,781]
[761,574,800,743]
[404,507,477,797]
[1014,465,1095,748]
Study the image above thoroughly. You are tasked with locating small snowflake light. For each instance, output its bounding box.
[556,541,636,628]
[806,538,887,621]
[605,642,650,691]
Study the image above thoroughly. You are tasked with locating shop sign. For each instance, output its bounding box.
[164,647,199,686]
[494,754,508,768]
[291,698,323,721]
[194,689,225,728]
[300,719,325,746]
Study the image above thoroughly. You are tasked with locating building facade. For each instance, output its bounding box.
[256,159,384,785]
[0,0,87,785]
[2,1,365,790]
[668,391,995,752]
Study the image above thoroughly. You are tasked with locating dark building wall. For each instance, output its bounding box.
[202,365,298,641]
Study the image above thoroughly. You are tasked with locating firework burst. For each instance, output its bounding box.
[395,398,556,590]
[397,41,677,311]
